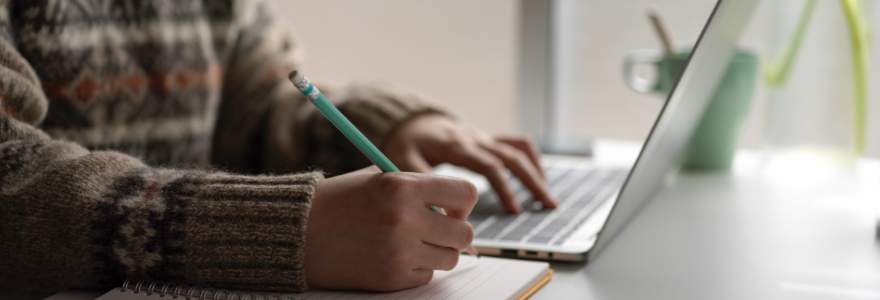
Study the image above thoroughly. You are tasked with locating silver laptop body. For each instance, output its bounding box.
[435,0,760,262]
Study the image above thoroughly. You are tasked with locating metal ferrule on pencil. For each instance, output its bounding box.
[289,70,321,101]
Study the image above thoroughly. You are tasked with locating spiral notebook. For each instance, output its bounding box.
[95,255,552,300]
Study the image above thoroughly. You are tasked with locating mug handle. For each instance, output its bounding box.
[623,49,663,94]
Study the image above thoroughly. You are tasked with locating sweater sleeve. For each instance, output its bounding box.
[210,0,449,176]
[0,4,320,294]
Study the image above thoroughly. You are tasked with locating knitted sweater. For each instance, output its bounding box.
[0,0,443,297]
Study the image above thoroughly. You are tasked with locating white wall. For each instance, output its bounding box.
[567,1,718,144]
[270,0,880,158]
[270,0,519,135]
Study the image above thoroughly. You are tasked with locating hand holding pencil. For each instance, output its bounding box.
[289,71,475,227]
[291,70,480,290]
[290,71,556,215]
[305,166,478,291]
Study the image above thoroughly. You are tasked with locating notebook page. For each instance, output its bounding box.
[97,256,549,300]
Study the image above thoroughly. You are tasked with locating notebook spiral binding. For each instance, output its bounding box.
[120,279,293,300]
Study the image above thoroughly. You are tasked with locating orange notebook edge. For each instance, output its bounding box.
[517,268,553,300]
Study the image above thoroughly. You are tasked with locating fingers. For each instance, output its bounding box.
[396,148,434,173]
[419,210,474,251]
[411,175,479,220]
[416,243,462,271]
[482,142,558,209]
[408,269,435,287]
[497,135,544,178]
[374,172,477,221]
[375,269,433,292]
[452,147,523,213]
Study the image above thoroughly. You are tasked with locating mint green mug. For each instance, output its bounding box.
[624,48,759,170]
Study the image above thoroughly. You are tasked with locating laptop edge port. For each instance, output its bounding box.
[500,249,518,258]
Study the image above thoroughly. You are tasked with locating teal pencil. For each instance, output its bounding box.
[288,71,401,173]
[288,71,477,255]
[288,70,440,213]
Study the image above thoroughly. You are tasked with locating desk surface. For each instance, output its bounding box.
[532,141,880,300]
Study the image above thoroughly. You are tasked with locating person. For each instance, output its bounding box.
[0,0,557,298]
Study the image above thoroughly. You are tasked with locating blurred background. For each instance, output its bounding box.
[270,0,880,160]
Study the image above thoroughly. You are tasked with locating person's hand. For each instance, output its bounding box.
[384,115,557,214]
[305,166,477,291]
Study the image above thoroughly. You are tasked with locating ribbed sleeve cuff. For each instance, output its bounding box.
[165,171,323,292]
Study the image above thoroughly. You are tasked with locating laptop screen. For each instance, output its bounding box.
[588,0,760,262]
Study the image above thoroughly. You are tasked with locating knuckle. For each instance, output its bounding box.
[377,174,416,199]
[379,207,412,231]
[388,279,411,291]
[478,157,504,172]
[440,252,460,271]
[456,179,479,206]
[443,135,468,149]
[506,148,529,164]
[373,281,397,292]
[384,244,414,266]
[511,147,530,160]
[462,223,475,248]
[380,271,426,291]
[375,275,408,292]
[420,271,434,285]
[370,269,396,291]
[451,222,474,251]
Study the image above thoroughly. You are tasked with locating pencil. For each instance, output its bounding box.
[288,70,478,256]
[648,7,677,58]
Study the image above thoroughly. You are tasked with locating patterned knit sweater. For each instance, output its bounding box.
[0,0,443,297]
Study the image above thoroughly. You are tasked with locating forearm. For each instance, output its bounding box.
[0,115,321,293]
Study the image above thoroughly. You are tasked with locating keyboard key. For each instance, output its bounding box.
[528,236,553,244]
[508,225,533,234]
[556,211,579,219]
[500,232,527,241]
[517,219,544,228]
[529,230,558,238]
[569,202,592,210]
[469,221,483,230]
[549,216,574,227]
[468,213,492,223]
[469,165,628,247]
[475,215,519,239]
[476,228,503,239]
[541,224,566,233]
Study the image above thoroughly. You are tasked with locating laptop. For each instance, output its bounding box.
[435,0,760,262]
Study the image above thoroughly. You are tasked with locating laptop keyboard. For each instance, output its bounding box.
[468,163,628,246]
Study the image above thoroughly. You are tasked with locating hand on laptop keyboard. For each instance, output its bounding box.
[383,115,558,213]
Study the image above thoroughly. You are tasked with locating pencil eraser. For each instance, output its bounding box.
[289,70,303,83]
[288,70,309,92]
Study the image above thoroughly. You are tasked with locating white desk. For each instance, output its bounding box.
[532,142,880,299]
